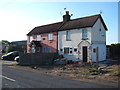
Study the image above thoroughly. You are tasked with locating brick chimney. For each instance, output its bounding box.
[63,11,71,22]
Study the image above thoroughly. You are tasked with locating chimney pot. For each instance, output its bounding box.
[63,11,70,22]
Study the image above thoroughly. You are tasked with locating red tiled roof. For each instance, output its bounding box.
[27,14,107,36]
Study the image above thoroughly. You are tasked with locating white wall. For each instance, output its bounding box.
[91,18,106,42]
[58,28,92,60]
[91,43,106,62]
[58,18,107,62]
[91,18,107,62]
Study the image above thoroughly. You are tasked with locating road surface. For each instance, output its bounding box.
[1,61,118,88]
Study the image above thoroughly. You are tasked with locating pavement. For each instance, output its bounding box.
[1,60,118,89]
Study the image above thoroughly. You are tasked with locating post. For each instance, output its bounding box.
[96,47,99,68]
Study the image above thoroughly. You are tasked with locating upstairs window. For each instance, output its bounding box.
[30,36,33,42]
[37,35,41,41]
[48,33,53,40]
[66,31,71,41]
[82,29,88,40]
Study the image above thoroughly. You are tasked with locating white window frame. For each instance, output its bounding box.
[30,36,33,42]
[66,31,71,41]
[82,29,88,40]
[37,35,41,41]
[64,47,73,55]
[48,33,53,40]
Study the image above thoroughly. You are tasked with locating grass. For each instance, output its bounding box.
[111,69,120,76]
[74,69,109,77]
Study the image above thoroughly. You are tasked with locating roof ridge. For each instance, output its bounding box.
[35,21,63,28]
[69,14,100,21]
[35,14,100,28]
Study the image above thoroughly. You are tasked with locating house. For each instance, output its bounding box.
[27,11,107,62]
[11,40,27,46]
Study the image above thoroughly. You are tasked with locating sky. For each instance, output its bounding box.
[0,1,118,45]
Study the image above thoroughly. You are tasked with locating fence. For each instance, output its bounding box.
[19,52,58,66]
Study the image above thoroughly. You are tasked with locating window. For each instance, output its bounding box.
[74,48,77,52]
[37,47,40,52]
[44,48,50,53]
[37,35,41,41]
[30,36,33,42]
[93,48,96,53]
[64,48,69,54]
[64,47,73,54]
[60,49,63,52]
[48,33,53,40]
[31,45,35,53]
[82,29,88,40]
[66,31,71,41]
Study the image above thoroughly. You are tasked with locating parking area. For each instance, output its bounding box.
[1,60,17,65]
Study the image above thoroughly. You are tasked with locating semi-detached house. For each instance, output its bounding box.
[27,11,108,62]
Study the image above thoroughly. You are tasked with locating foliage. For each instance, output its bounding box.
[0,40,10,45]
[76,69,109,76]
[7,44,26,53]
[109,43,120,59]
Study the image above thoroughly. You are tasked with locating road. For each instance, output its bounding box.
[1,61,118,88]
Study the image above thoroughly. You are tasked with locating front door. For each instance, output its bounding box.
[82,46,87,62]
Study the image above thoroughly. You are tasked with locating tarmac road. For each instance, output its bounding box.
[1,60,118,89]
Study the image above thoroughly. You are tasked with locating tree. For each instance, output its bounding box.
[0,40,10,45]
[7,44,26,53]
[0,40,10,53]
[109,43,120,60]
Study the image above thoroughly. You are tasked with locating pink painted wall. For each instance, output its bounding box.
[27,32,58,53]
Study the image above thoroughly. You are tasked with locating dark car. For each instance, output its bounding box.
[1,51,19,61]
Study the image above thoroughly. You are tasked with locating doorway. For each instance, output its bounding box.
[82,46,87,62]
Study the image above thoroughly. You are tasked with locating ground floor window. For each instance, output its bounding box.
[44,47,50,53]
[64,48,69,54]
[64,47,73,55]
[31,46,35,53]
[37,47,40,52]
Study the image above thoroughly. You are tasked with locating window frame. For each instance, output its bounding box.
[66,31,71,41]
[64,47,73,55]
[30,36,33,42]
[48,33,53,40]
[44,47,50,53]
[36,35,41,41]
[82,29,88,40]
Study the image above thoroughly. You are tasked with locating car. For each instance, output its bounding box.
[1,51,19,61]
[14,56,19,62]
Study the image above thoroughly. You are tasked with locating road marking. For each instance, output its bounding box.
[0,75,16,82]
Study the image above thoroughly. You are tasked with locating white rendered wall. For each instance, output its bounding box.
[91,18,106,42]
[58,28,92,60]
[91,43,106,62]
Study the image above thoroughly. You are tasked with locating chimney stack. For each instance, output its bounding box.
[63,11,71,22]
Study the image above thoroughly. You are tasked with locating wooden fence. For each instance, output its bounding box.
[19,52,58,66]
